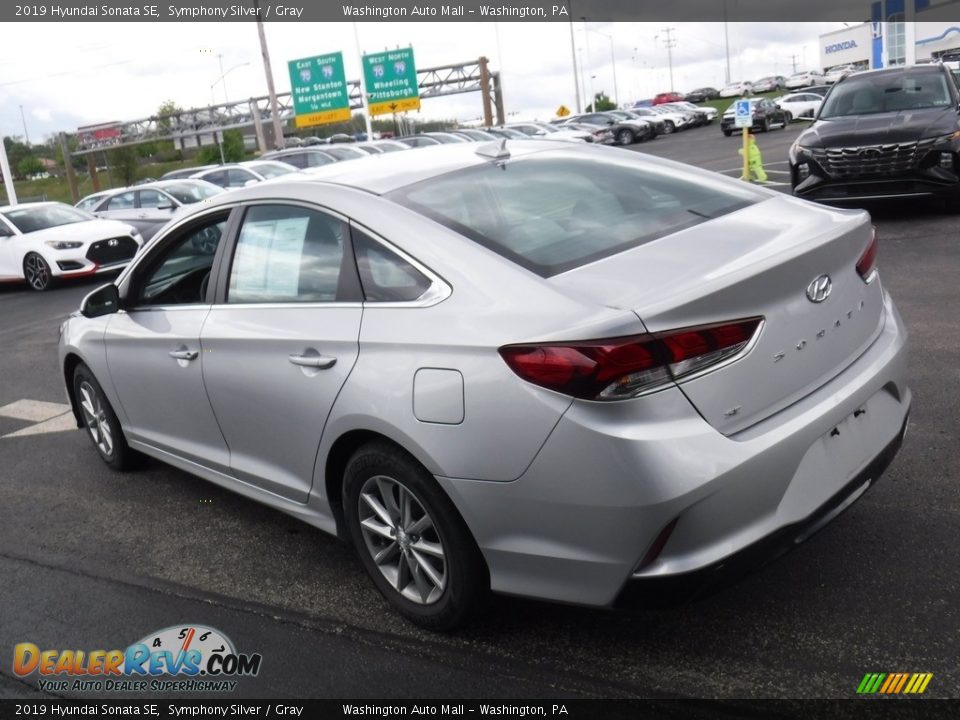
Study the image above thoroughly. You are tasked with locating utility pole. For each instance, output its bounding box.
[789,54,799,74]
[352,22,374,140]
[661,27,677,92]
[0,137,17,206]
[254,0,284,150]
[723,1,731,84]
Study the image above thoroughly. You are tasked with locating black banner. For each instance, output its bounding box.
[0,700,958,720]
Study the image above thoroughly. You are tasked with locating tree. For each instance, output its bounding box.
[586,92,616,112]
[154,100,183,154]
[108,145,140,186]
[221,129,245,161]
[17,156,44,178]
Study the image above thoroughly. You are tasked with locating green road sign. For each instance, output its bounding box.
[288,52,351,128]
[362,47,420,116]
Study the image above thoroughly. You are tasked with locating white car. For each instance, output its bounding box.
[190,160,298,189]
[825,64,859,84]
[0,202,143,291]
[506,122,591,142]
[786,70,825,90]
[719,81,754,98]
[773,92,824,121]
[786,70,827,89]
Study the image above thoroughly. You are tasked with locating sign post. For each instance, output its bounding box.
[362,48,420,117]
[287,52,352,129]
[734,99,753,182]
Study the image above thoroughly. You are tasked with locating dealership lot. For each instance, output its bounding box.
[1,125,958,699]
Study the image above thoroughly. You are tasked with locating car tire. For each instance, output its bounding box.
[73,364,144,471]
[783,111,793,124]
[722,129,733,137]
[662,121,675,135]
[23,252,53,292]
[343,441,488,632]
[616,128,635,145]
[759,119,769,133]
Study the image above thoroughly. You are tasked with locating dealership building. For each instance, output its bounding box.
[819,1,960,71]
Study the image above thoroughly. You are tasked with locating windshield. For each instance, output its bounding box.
[160,181,224,204]
[390,154,761,277]
[1,204,91,233]
[820,72,953,118]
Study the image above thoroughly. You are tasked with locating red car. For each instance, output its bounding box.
[653,92,685,105]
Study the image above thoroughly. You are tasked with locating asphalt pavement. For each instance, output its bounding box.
[1,124,957,700]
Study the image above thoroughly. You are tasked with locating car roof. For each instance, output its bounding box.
[0,201,66,211]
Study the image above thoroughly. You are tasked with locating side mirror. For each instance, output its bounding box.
[81,283,120,318]
[244,179,259,187]
[157,203,175,211]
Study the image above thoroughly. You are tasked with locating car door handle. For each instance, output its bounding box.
[169,349,199,361]
[288,353,337,369]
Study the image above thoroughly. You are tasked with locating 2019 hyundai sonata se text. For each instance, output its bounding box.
[59,141,910,630]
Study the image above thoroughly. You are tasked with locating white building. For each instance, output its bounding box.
[818,1,960,71]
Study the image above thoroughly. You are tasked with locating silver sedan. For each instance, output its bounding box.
[59,141,910,630]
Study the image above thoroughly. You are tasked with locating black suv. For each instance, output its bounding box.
[720,98,788,136]
[790,64,960,202]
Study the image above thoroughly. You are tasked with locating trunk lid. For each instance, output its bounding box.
[550,195,885,435]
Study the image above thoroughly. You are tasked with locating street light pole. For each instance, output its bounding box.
[210,61,251,164]
[581,17,594,110]
[569,20,582,113]
[587,28,619,108]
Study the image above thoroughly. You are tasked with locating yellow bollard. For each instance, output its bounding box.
[738,129,768,183]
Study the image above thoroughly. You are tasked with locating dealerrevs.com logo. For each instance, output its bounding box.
[13,625,262,693]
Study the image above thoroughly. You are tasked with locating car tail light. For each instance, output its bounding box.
[499,318,763,401]
[856,228,878,283]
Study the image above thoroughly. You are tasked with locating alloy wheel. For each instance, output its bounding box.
[357,474,447,605]
[79,380,114,458]
[24,254,51,291]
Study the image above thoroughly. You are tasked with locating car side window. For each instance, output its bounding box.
[106,191,136,210]
[228,205,348,304]
[202,170,227,187]
[134,214,229,306]
[279,153,307,169]
[138,190,169,208]
[352,229,432,303]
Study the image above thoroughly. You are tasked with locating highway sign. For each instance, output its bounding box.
[363,48,420,116]
[556,105,571,117]
[734,99,753,128]
[288,52,352,128]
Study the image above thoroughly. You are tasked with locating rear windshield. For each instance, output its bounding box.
[821,72,953,117]
[389,155,760,277]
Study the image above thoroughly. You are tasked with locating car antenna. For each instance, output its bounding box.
[475,139,510,165]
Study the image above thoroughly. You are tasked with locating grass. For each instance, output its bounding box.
[694,90,784,115]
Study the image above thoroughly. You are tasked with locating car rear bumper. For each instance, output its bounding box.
[436,289,910,607]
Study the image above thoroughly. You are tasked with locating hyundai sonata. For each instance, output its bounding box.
[59,141,910,630]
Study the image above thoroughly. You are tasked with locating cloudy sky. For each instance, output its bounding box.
[0,21,845,142]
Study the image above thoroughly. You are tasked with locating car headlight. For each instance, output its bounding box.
[45,240,83,250]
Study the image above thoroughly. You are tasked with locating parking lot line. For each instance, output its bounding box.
[2,412,76,438]
[0,399,72,423]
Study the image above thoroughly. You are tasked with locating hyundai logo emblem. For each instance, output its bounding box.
[107,239,119,247]
[806,274,832,303]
